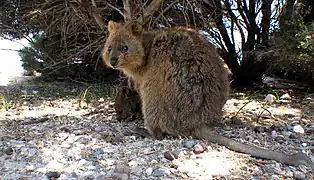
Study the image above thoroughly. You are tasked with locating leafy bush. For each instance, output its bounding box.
[266,22,314,82]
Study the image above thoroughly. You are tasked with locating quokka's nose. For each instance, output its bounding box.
[110,57,118,66]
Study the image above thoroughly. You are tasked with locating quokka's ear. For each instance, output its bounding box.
[129,21,143,36]
[108,21,117,33]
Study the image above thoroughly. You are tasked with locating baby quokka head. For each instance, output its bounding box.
[103,21,145,72]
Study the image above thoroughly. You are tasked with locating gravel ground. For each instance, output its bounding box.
[0,77,313,180]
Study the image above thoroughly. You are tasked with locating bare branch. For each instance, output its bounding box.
[106,2,125,19]
[68,0,104,30]
[153,0,180,24]
[137,0,164,25]
[123,0,132,21]
[236,1,249,28]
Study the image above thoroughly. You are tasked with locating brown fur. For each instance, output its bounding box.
[102,21,314,169]
[114,77,143,122]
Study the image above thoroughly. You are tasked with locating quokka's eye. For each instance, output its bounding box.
[122,45,128,53]
[108,46,112,52]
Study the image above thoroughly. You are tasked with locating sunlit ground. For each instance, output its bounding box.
[0,38,28,86]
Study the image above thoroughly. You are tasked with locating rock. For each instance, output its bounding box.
[28,148,37,157]
[293,125,305,134]
[94,126,102,132]
[114,163,130,174]
[252,139,260,145]
[98,98,105,102]
[270,174,280,180]
[45,171,60,179]
[275,135,286,143]
[109,173,129,180]
[92,148,104,157]
[4,147,13,155]
[193,144,206,154]
[128,160,137,167]
[67,147,82,161]
[271,130,277,138]
[289,133,298,139]
[46,160,64,170]
[78,159,90,167]
[183,140,197,148]
[150,160,158,164]
[152,168,165,177]
[246,135,255,142]
[282,131,292,137]
[58,173,77,180]
[265,94,276,103]
[60,126,71,133]
[280,93,291,100]
[286,113,297,118]
[293,171,306,180]
[145,167,153,176]
[164,151,178,161]
[305,128,314,134]
[9,140,25,148]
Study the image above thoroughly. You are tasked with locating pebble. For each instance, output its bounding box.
[289,133,298,139]
[271,130,277,138]
[183,140,197,148]
[293,171,306,180]
[4,147,13,155]
[265,94,276,103]
[275,135,286,143]
[305,128,314,134]
[270,174,280,180]
[114,164,130,174]
[150,160,158,164]
[94,174,109,180]
[128,160,138,167]
[164,150,178,161]
[293,125,305,134]
[9,140,25,148]
[98,98,105,102]
[145,167,153,176]
[110,173,129,180]
[280,93,291,100]
[246,135,255,142]
[78,159,90,166]
[58,173,77,180]
[193,144,206,154]
[286,113,297,118]
[94,126,102,132]
[92,148,104,157]
[28,148,37,157]
[45,171,60,179]
[252,139,260,145]
[45,160,64,170]
[152,168,165,177]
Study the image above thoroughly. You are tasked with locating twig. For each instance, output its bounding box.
[256,106,272,123]
[107,2,125,19]
[235,101,252,117]
[123,0,132,21]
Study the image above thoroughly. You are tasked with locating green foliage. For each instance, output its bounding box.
[18,34,61,75]
[266,22,314,82]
